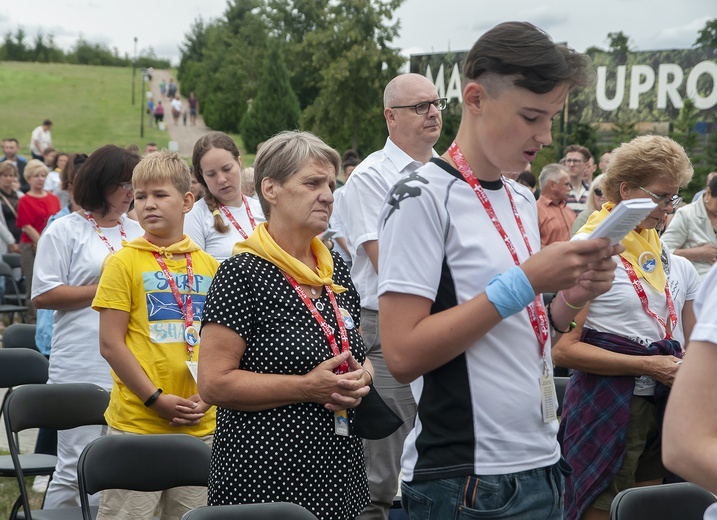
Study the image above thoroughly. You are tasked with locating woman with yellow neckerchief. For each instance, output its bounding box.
[553,135,700,520]
[197,131,371,520]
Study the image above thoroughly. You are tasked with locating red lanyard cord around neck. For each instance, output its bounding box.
[83,211,126,253]
[447,141,549,355]
[282,272,350,374]
[152,251,196,360]
[619,256,677,339]
[219,195,257,239]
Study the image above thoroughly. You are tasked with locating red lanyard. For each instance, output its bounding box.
[152,251,197,359]
[619,256,677,339]
[219,196,256,239]
[448,142,549,355]
[83,211,126,253]
[282,272,350,374]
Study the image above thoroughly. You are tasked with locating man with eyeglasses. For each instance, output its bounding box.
[338,72,444,520]
[563,144,593,215]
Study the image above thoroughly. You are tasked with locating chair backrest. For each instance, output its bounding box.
[2,253,22,270]
[181,503,319,520]
[79,434,211,520]
[2,324,39,351]
[4,383,109,434]
[610,482,717,520]
[0,260,15,278]
[0,260,27,307]
[0,348,48,390]
[3,383,109,520]
[554,376,570,417]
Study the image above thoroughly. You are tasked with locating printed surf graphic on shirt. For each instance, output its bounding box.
[143,270,213,343]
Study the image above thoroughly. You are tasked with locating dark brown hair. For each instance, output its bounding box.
[73,145,139,215]
[463,21,591,94]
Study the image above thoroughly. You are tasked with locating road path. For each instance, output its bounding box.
[147,69,210,158]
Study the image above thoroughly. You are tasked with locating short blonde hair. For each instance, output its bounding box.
[603,135,693,203]
[585,173,606,212]
[24,159,48,181]
[132,151,190,194]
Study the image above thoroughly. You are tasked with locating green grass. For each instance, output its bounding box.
[0,450,45,517]
[0,61,168,154]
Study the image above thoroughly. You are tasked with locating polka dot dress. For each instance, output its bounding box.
[202,252,369,520]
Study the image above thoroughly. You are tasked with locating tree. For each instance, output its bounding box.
[300,0,405,152]
[260,0,331,109]
[607,31,631,64]
[568,122,600,159]
[611,117,638,148]
[671,97,700,157]
[178,0,268,132]
[694,18,717,48]
[239,42,301,153]
[177,17,209,94]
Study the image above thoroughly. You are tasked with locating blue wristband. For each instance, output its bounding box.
[484,266,536,319]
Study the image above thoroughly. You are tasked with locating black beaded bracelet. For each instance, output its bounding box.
[144,388,163,407]
[546,300,576,334]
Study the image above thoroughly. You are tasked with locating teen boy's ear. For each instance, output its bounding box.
[462,81,489,116]
[182,191,195,214]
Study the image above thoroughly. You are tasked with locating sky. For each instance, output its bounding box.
[1,0,713,66]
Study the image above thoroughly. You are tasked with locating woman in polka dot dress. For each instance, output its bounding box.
[198,131,371,520]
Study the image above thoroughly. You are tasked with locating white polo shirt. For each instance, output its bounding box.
[338,137,436,310]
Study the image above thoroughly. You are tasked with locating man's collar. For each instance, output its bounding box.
[539,193,567,207]
[384,137,438,172]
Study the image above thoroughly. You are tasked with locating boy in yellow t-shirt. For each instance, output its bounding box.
[93,151,219,520]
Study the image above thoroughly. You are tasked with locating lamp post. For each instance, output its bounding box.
[132,37,137,105]
[140,70,145,138]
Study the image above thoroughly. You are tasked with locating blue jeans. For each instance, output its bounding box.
[401,459,570,519]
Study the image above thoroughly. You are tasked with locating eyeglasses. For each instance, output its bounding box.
[119,182,133,191]
[593,188,603,197]
[564,159,585,165]
[638,186,682,209]
[390,98,447,115]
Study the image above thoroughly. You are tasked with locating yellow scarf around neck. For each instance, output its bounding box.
[127,235,201,259]
[234,223,347,294]
[578,202,666,292]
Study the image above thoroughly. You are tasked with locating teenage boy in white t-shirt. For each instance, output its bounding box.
[377,21,622,519]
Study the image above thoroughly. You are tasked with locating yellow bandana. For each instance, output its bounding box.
[234,223,347,294]
[578,202,666,292]
[126,235,201,259]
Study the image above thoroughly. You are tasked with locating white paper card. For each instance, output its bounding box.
[587,199,657,245]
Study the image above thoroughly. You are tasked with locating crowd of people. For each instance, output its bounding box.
[1,19,717,520]
[147,76,198,128]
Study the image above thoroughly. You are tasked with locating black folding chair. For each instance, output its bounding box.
[2,323,39,351]
[0,348,51,470]
[78,433,211,520]
[0,260,28,321]
[3,383,109,520]
[2,253,25,305]
[610,482,717,520]
[181,503,319,520]
[554,375,570,417]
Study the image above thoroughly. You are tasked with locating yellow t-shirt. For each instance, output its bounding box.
[93,238,218,435]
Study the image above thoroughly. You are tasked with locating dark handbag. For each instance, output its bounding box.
[353,384,403,440]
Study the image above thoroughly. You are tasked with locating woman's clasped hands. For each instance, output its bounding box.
[306,351,371,412]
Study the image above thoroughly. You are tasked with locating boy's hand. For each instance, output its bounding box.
[182,393,213,414]
[522,238,620,299]
[150,393,206,426]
